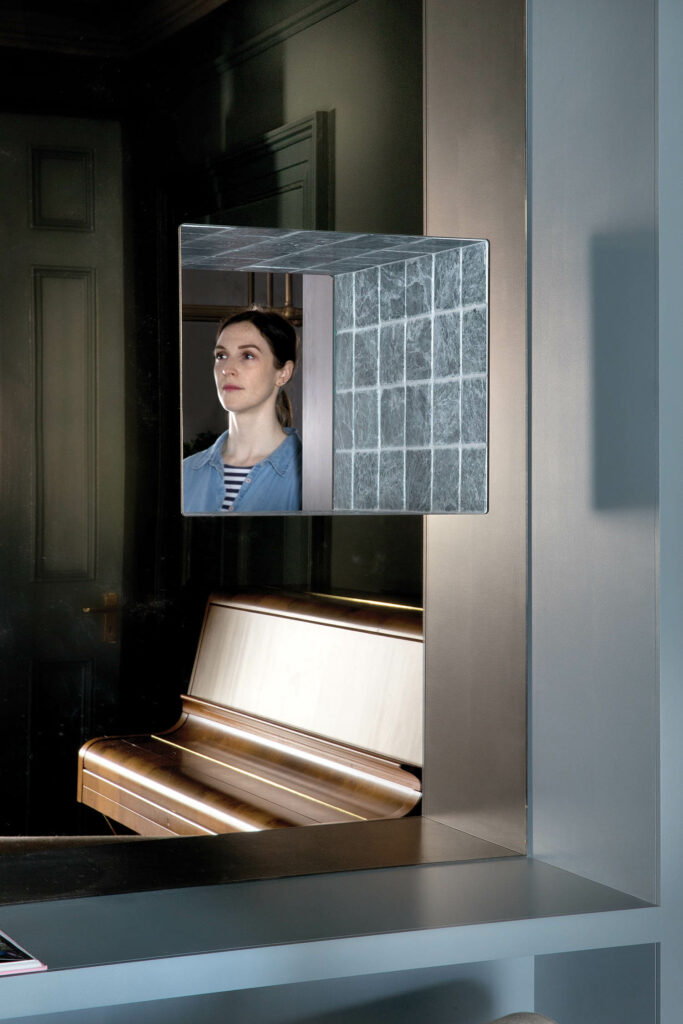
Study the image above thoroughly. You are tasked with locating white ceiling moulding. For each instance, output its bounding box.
[0,0,230,57]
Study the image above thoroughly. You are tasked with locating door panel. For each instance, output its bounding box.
[0,115,124,834]
[35,268,96,579]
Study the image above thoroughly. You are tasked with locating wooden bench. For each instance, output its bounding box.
[78,591,423,837]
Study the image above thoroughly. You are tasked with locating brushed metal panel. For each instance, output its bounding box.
[189,603,423,765]
[423,0,527,851]
[34,268,96,580]
[302,274,334,510]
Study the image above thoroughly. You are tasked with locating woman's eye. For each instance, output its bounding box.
[214,352,225,361]
[243,351,255,360]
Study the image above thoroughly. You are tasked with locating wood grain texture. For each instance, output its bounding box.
[190,592,424,765]
[78,591,422,836]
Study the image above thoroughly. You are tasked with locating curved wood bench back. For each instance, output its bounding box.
[189,592,424,766]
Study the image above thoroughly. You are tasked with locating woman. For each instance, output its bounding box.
[183,308,301,513]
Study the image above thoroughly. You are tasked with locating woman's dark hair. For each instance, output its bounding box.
[216,308,298,428]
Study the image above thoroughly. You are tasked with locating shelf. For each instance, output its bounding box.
[0,829,659,1021]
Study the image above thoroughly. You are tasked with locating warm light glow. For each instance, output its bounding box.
[85,752,261,832]
[161,709,420,800]
[152,735,366,820]
[84,772,216,835]
[309,593,423,613]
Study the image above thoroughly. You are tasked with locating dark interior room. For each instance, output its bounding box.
[0,0,425,839]
[0,1,680,1021]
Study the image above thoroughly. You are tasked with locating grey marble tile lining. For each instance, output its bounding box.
[332,240,488,512]
[354,328,379,388]
[181,223,473,275]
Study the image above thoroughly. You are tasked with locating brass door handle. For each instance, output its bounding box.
[82,592,119,643]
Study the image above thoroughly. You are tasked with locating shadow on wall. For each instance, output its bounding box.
[290,979,498,1024]
[122,976,500,1023]
[591,231,657,510]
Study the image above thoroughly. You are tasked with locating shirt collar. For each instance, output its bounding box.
[263,428,300,477]
[188,430,229,470]
[187,428,300,476]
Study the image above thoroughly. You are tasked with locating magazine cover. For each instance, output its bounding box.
[0,929,46,977]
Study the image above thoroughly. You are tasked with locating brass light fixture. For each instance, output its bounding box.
[183,272,302,326]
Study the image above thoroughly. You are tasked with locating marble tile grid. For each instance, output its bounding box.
[333,241,488,513]
[181,224,471,274]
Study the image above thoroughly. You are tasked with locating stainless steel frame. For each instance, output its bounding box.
[423,0,527,852]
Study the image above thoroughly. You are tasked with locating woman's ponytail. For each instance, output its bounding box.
[275,387,293,428]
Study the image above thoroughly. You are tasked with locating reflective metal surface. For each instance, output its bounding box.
[79,697,420,836]
[190,592,424,766]
[78,591,423,836]
[423,0,527,852]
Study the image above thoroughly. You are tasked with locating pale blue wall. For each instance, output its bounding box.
[10,959,534,1024]
[535,945,658,1024]
[528,0,659,903]
[657,0,683,1018]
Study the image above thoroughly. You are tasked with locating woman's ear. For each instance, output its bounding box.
[278,360,295,386]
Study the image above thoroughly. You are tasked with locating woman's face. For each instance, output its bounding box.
[213,322,293,418]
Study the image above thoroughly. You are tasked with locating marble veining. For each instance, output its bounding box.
[461,377,487,445]
[381,386,406,448]
[405,384,432,447]
[354,390,379,449]
[406,255,433,317]
[434,248,461,311]
[462,241,487,306]
[433,380,461,445]
[380,262,406,322]
[434,311,461,378]
[380,322,405,385]
[335,330,353,389]
[461,447,487,512]
[462,307,487,374]
[406,449,432,512]
[353,451,379,509]
[406,316,432,381]
[329,239,487,512]
[334,391,353,450]
[432,447,461,511]
[354,328,379,388]
[379,449,404,510]
[335,274,354,331]
[333,450,352,509]
[354,266,379,328]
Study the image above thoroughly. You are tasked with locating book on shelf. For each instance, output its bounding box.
[0,928,47,976]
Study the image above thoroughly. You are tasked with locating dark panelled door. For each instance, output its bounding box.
[0,115,125,834]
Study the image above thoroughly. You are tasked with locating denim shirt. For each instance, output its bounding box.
[183,428,302,514]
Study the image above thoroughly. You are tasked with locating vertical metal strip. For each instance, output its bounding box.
[422,0,527,851]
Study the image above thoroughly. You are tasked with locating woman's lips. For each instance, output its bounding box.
[222,384,243,391]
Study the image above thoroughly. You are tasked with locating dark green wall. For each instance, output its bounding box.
[0,0,425,830]
[135,0,423,234]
